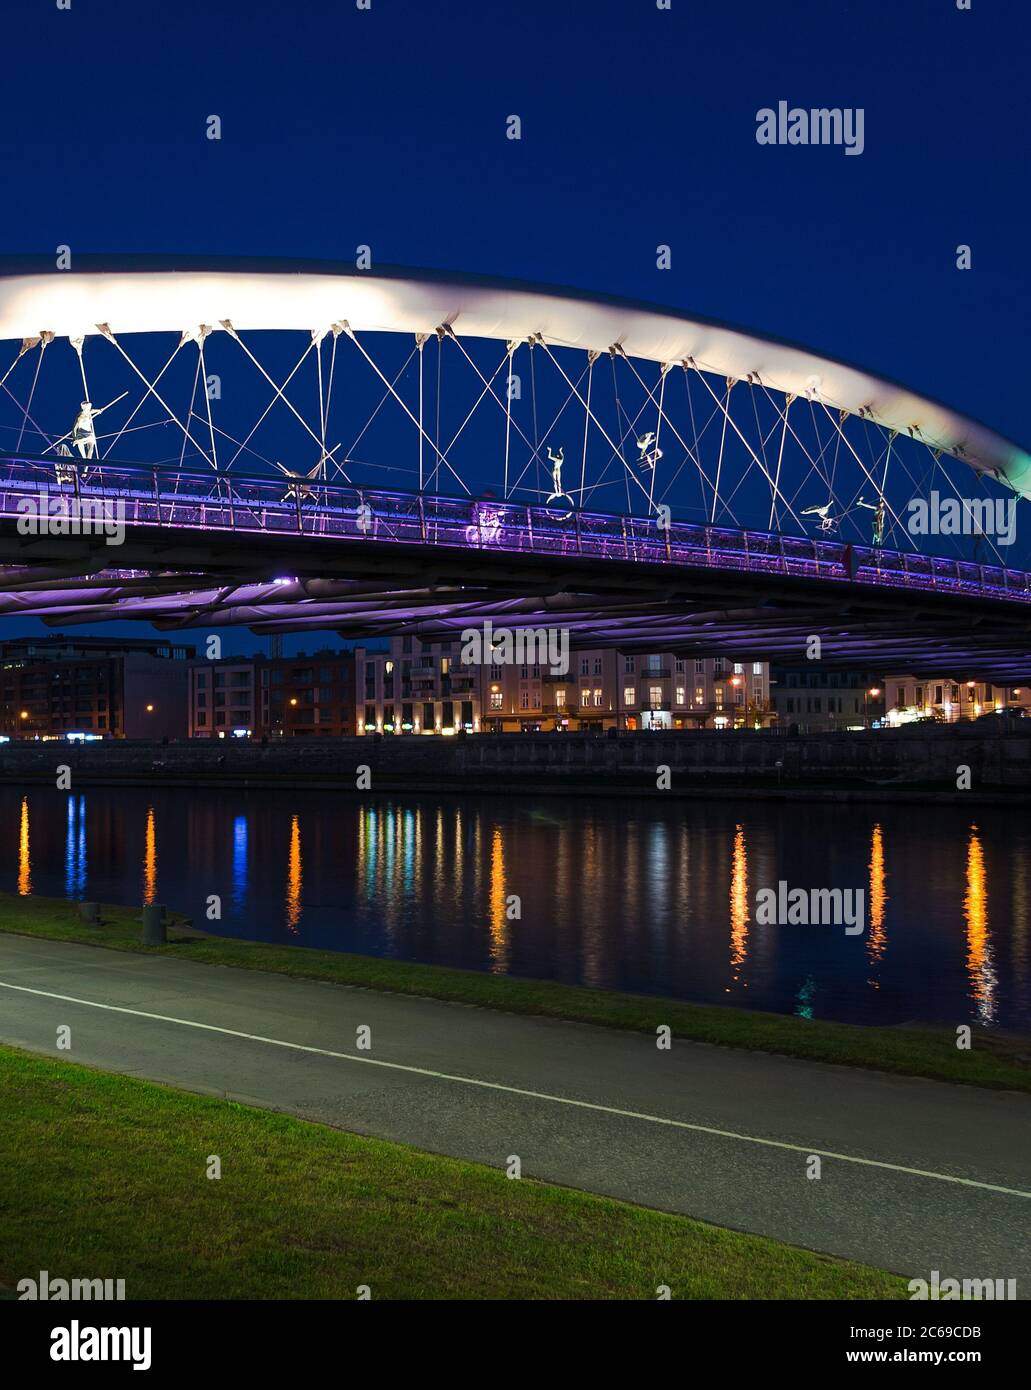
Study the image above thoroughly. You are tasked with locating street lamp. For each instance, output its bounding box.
[864,687,880,728]
[730,674,743,727]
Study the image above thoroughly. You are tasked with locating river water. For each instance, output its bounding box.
[2,784,1028,1030]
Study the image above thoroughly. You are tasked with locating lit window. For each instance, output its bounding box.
[593,688,603,707]
[580,688,590,707]
[624,686,636,706]
[676,686,685,705]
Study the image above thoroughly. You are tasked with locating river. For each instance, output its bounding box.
[2,785,1028,1030]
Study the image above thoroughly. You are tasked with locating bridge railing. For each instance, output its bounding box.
[0,452,1029,607]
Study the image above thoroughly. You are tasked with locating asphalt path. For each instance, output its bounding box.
[1,932,1029,1287]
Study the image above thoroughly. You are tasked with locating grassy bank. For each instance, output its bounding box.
[2,892,1029,1092]
[0,1044,905,1299]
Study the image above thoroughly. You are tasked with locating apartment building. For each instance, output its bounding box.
[354,637,773,733]
[189,650,355,737]
[354,636,480,735]
[0,635,194,740]
[189,661,257,738]
[883,676,1031,725]
[770,667,885,732]
[262,651,355,737]
[590,651,772,731]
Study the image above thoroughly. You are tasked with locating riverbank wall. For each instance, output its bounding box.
[1,728,1030,802]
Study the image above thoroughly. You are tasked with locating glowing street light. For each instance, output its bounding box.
[864,686,881,728]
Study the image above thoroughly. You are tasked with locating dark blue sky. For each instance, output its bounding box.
[1,0,1027,652]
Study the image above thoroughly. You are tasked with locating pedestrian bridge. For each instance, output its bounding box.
[0,452,1029,681]
[0,258,1028,679]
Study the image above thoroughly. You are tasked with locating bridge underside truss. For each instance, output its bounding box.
[1,500,1029,681]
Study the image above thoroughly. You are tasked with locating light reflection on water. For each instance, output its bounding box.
[728,823,748,991]
[142,806,157,906]
[866,823,888,986]
[65,794,87,900]
[17,795,31,898]
[964,825,997,1027]
[285,814,302,935]
[3,786,1029,1031]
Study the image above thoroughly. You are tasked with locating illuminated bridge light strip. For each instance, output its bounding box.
[1,453,1029,607]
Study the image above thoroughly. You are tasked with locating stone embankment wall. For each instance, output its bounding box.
[1,727,1029,797]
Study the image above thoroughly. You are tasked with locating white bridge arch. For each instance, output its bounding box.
[0,259,1027,499]
[0,254,1029,678]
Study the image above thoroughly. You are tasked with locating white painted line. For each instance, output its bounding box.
[1,977,1028,1199]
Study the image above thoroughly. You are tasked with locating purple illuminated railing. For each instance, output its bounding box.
[1,452,1029,607]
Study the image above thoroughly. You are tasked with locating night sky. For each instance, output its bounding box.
[1,0,1027,652]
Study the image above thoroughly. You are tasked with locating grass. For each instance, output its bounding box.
[0,1044,906,1300]
[2,892,1029,1093]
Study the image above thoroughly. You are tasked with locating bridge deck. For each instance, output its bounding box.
[1,454,1029,609]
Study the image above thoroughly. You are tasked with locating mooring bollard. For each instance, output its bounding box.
[142,903,166,945]
[78,902,100,924]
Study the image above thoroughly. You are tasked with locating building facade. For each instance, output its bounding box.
[354,637,479,735]
[354,637,773,733]
[0,635,194,740]
[188,650,355,738]
[882,676,1031,724]
[189,660,257,739]
[770,667,885,733]
[559,650,773,732]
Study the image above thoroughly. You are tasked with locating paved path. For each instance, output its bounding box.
[1,933,1029,1286]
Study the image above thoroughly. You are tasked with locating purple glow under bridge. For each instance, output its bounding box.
[0,453,1029,681]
